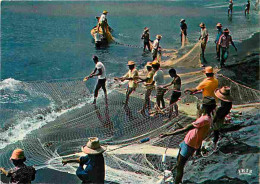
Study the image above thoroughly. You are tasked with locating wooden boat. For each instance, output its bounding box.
[90,17,113,47]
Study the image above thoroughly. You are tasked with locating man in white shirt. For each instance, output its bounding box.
[84,56,107,104]
[146,61,166,109]
[98,11,108,36]
[199,23,208,66]
[152,35,162,61]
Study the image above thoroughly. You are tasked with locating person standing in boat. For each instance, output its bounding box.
[152,35,162,61]
[83,56,107,105]
[141,27,152,52]
[98,10,108,37]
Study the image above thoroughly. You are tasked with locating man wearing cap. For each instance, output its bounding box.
[218,28,237,68]
[185,66,218,117]
[180,19,187,45]
[114,61,138,106]
[212,86,233,149]
[84,56,107,105]
[137,62,155,114]
[0,149,36,183]
[215,23,223,61]
[98,10,108,36]
[141,27,152,52]
[152,35,162,61]
[62,137,106,183]
[198,23,208,65]
[146,61,166,110]
[160,97,216,184]
[228,0,233,15]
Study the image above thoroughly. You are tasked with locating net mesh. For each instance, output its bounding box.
[0,44,259,183]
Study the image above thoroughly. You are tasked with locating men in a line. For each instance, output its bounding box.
[215,23,223,61]
[141,27,151,52]
[98,10,108,36]
[185,66,218,117]
[218,28,237,68]
[198,23,208,66]
[228,0,234,15]
[0,149,36,183]
[180,19,188,45]
[84,56,107,105]
[114,61,138,106]
[152,35,162,61]
[212,86,233,149]
[160,97,216,184]
[146,61,166,110]
[163,68,181,119]
[137,62,155,114]
[245,0,251,15]
[62,137,106,184]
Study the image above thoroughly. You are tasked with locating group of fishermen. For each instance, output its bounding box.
[0,7,249,184]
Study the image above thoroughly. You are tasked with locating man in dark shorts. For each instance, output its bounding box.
[84,56,107,105]
[141,27,151,52]
[212,86,233,150]
[245,0,251,15]
[163,68,181,119]
[228,0,233,15]
[0,149,36,184]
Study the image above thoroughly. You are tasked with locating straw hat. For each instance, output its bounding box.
[216,23,222,27]
[127,61,135,66]
[10,149,25,160]
[180,19,185,23]
[152,61,160,66]
[215,86,232,102]
[204,66,213,74]
[144,27,149,32]
[103,10,108,14]
[156,35,162,39]
[81,137,106,155]
[199,23,206,28]
[223,28,230,33]
[146,62,152,67]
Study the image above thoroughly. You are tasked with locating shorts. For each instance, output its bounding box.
[156,87,166,96]
[179,141,196,159]
[170,91,181,104]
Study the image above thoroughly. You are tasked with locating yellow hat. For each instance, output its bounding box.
[127,61,135,65]
[205,66,213,74]
[146,62,152,67]
[10,149,25,160]
[156,35,162,39]
[103,10,108,14]
[199,23,206,28]
[152,61,160,66]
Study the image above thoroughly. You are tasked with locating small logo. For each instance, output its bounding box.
[238,168,252,176]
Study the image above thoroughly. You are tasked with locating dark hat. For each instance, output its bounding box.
[202,96,216,105]
[92,55,99,61]
[223,28,230,33]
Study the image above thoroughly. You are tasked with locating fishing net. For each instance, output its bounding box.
[161,42,201,68]
[1,44,259,183]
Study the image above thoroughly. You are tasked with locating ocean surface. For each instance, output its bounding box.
[0,0,259,151]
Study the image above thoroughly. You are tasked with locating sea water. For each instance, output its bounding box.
[1,0,259,149]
